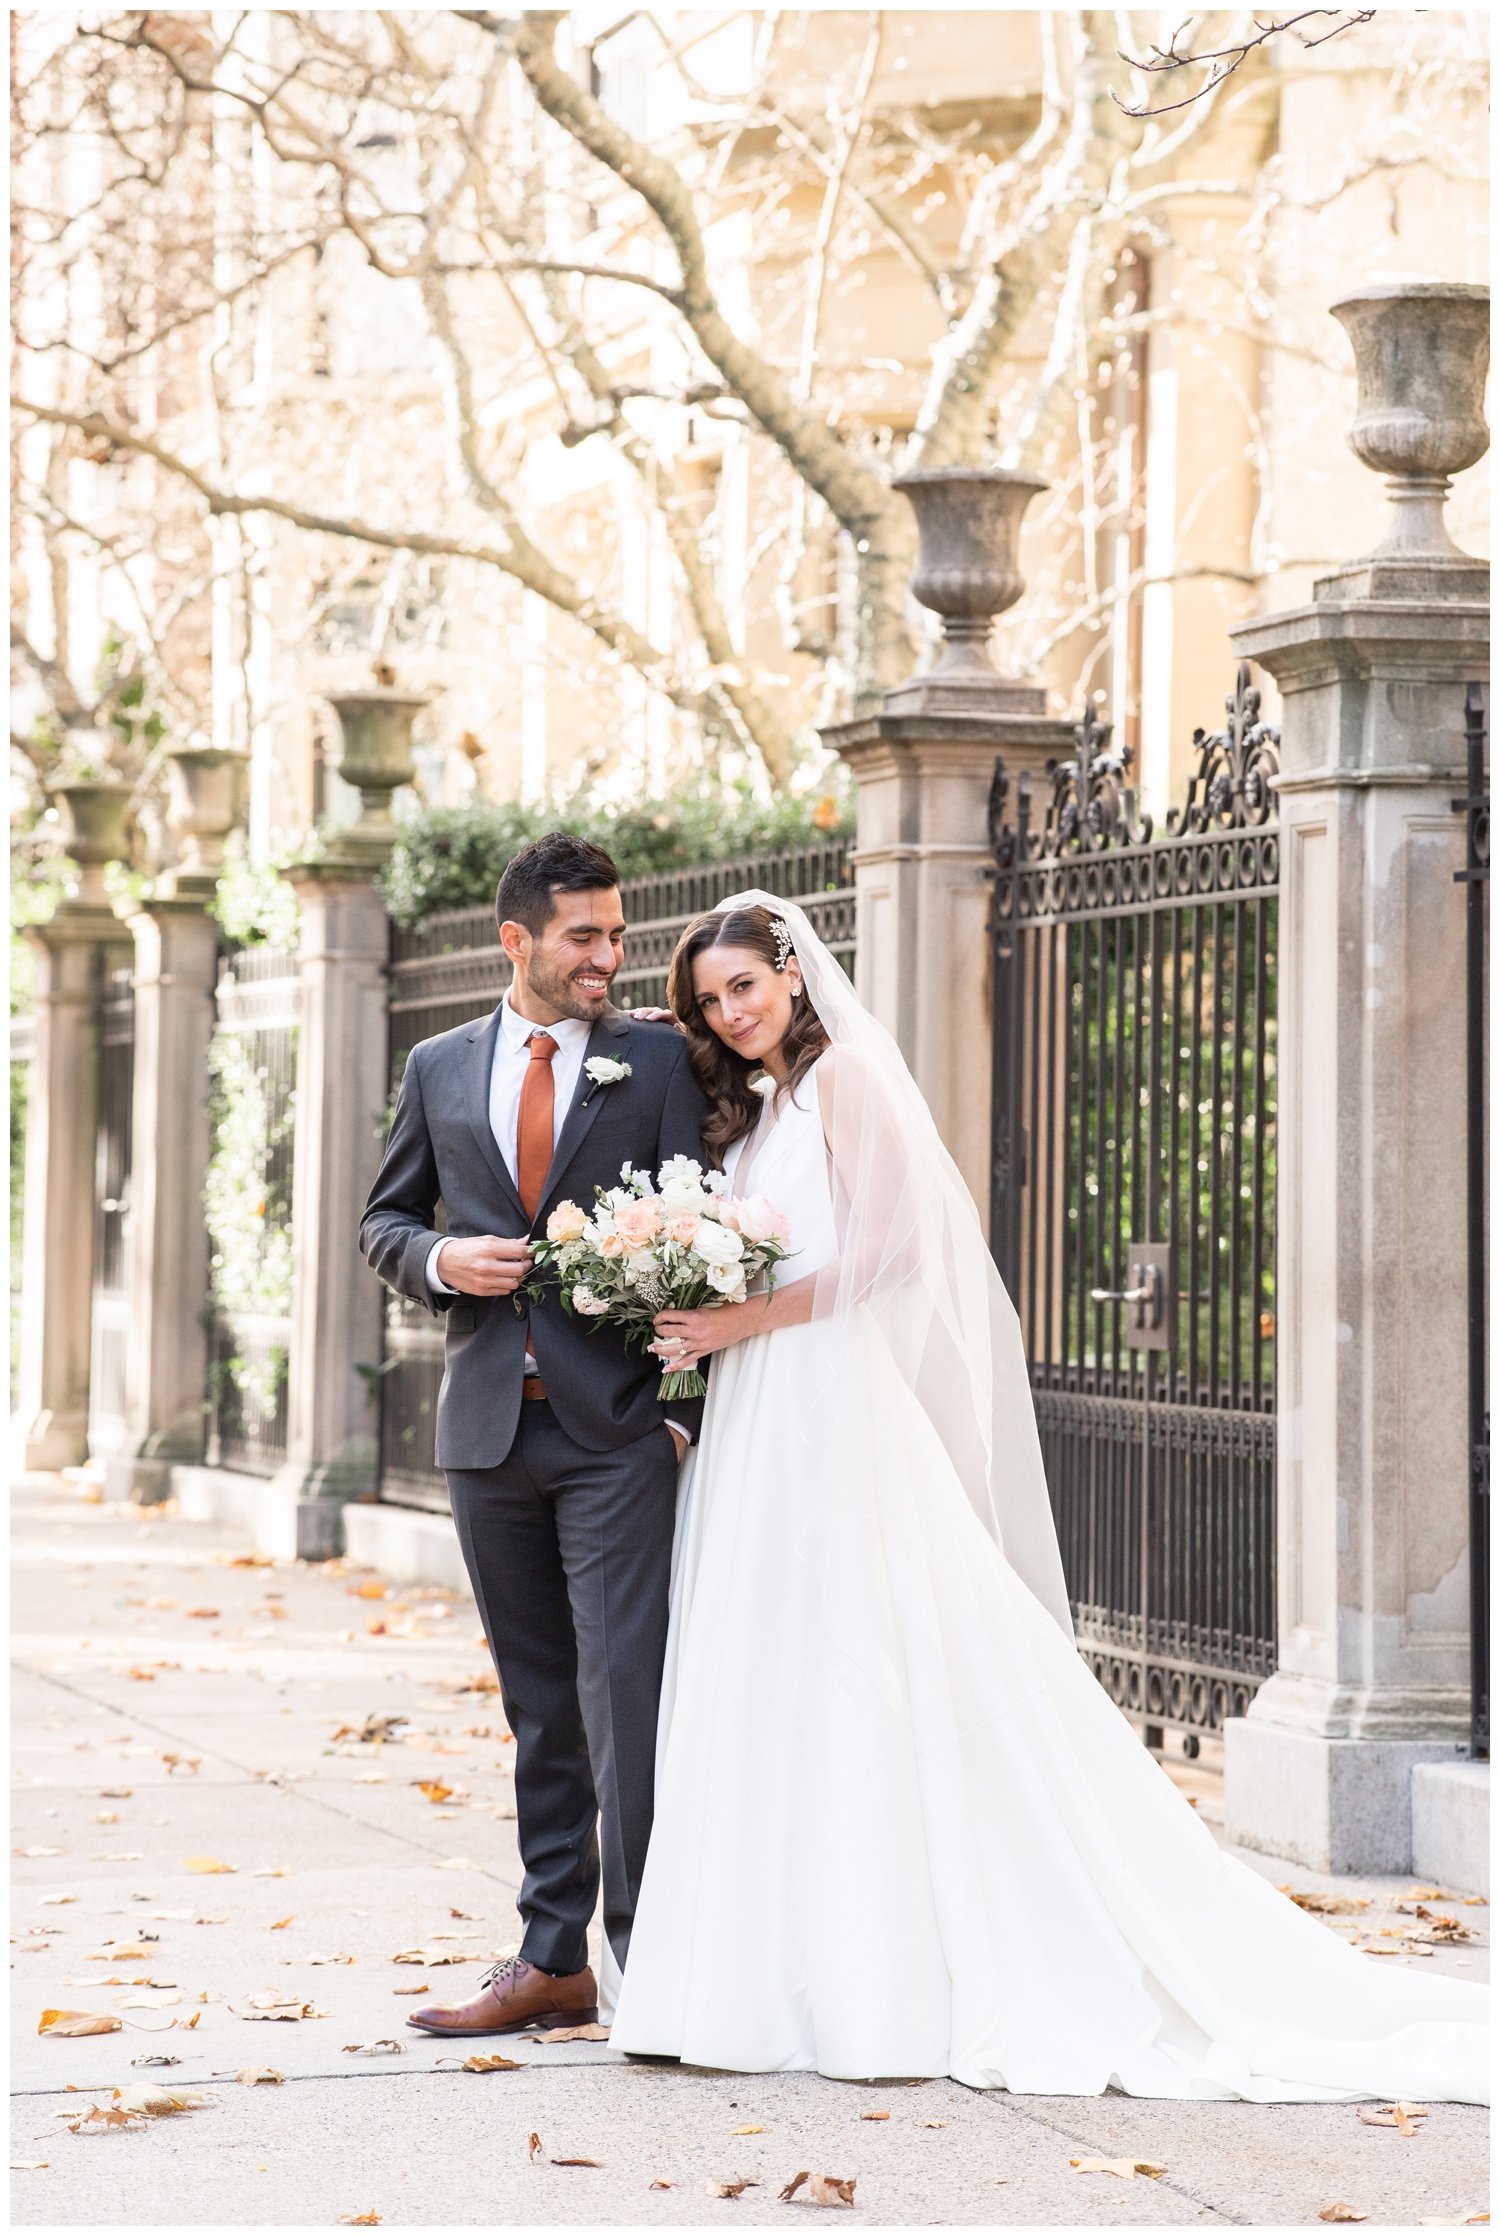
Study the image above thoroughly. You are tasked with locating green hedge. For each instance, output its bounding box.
[377,783,852,930]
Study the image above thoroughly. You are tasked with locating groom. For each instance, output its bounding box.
[359,832,709,2036]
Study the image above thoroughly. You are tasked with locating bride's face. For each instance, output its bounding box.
[692,943,804,1067]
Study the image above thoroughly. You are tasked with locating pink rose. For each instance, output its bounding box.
[736,1194,780,1246]
[615,1201,663,1247]
[546,1201,587,1243]
[598,1232,628,1258]
[713,1200,743,1233]
[666,1213,700,1246]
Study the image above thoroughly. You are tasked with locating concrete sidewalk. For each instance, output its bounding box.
[10,1474,1490,2229]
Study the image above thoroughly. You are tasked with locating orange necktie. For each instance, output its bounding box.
[517,1032,559,1219]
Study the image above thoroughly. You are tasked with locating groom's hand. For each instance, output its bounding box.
[435,1235,533,1295]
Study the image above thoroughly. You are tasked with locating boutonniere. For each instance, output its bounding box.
[581,1055,632,1107]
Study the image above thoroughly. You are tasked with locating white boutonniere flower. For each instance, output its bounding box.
[581,1055,632,1106]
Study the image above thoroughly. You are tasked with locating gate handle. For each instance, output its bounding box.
[1090,1283,1153,1303]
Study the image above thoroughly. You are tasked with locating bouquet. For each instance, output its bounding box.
[528,1155,793,1401]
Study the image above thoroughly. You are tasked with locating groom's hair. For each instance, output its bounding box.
[495,830,621,935]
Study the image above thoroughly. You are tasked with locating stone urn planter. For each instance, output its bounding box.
[162,743,246,893]
[50,777,134,906]
[322,686,429,858]
[1330,282,1489,561]
[892,466,1048,677]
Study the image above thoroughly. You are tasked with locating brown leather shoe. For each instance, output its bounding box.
[405,1953,599,2038]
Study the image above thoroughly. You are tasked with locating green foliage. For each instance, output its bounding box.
[209,833,301,951]
[10,1058,28,1409]
[377,780,853,929]
[204,1030,297,1340]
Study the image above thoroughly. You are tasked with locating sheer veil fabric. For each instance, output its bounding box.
[713,886,1074,1638]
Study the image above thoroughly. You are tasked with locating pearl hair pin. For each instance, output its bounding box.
[769,917,794,972]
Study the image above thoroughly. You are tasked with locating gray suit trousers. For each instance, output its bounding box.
[445,1398,679,1978]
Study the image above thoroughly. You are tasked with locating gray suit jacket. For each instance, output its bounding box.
[360,1006,711,1467]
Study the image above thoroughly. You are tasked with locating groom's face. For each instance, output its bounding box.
[505,884,626,1023]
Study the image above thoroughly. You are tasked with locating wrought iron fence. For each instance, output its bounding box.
[378,839,857,1505]
[203,945,299,1476]
[1456,682,1489,1761]
[990,665,1280,1743]
[89,960,136,1455]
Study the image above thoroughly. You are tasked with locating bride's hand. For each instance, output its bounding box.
[627,1005,681,1027]
[651,1305,743,1370]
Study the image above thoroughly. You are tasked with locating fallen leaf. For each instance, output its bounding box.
[115,1990,181,2009]
[921,2120,947,2129]
[66,2104,143,2133]
[130,2054,181,2069]
[355,1773,388,1784]
[126,1667,157,1681]
[1319,2207,1370,2225]
[416,1782,454,1804]
[37,1893,79,1906]
[284,1952,356,1966]
[162,1754,200,1776]
[1283,1889,1371,1915]
[186,1608,220,1619]
[391,1983,431,1995]
[649,2177,677,2189]
[344,2041,405,2057]
[269,1917,295,1931]
[183,1856,236,1875]
[1070,2157,1166,2180]
[237,1994,325,2021]
[90,1944,157,1961]
[807,2176,858,2207]
[113,2085,209,2116]
[354,1580,388,1599]
[860,2111,889,2122]
[337,2217,381,2227]
[529,2021,610,2042]
[528,2133,543,2163]
[99,1787,133,1799]
[391,1948,476,1967]
[222,1551,273,1567]
[552,2157,602,2168]
[732,2123,766,2135]
[707,2178,761,2198]
[251,1866,288,1879]
[234,2068,285,2086]
[10,2159,49,2170]
[435,2052,520,2072]
[38,2009,122,2037]
[96,1810,120,1824]
[1359,2102,1430,2135]
[15,1844,63,1858]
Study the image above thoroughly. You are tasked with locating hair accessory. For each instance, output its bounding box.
[769,916,794,973]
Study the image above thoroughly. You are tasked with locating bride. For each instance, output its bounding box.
[607,888,1488,2103]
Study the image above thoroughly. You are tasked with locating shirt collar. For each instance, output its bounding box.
[500,993,593,1053]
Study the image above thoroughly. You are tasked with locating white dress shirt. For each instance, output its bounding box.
[426,996,689,1444]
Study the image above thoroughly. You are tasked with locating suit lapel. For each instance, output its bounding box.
[537,1011,632,1223]
[462,1006,528,1225]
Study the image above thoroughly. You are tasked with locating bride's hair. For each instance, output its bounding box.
[667,905,830,1160]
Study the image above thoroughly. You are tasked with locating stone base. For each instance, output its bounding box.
[1224,1715,1468,1874]
[169,1464,376,1561]
[15,1407,91,1473]
[103,1454,177,1505]
[342,1502,475,1596]
[1411,1759,1490,1897]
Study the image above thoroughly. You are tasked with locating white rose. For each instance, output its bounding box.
[692,1221,745,1268]
[660,1178,708,1215]
[584,1056,630,1086]
[582,1215,614,1245]
[623,1248,661,1284]
[571,1284,611,1317]
[706,1262,747,1298]
[658,1154,704,1190]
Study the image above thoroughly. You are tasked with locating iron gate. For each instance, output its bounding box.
[88,959,135,1456]
[1456,681,1488,1762]
[989,663,1280,1744]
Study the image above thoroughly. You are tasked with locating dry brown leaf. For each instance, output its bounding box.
[115,1990,181,2010]
[37,1893,79,1906]
[731,2123,766,2135]
[222,1551,273,1567]
[99,1787,132,1798]
[162,1754,200,1776]
[38,2009,123,2037]
[354,1580,388,1599]
[649,2179,676,2189]
[1283,1889,1371,1916]
[175,2012,202,2030]
[96,1811,120,1825]
[552,2157,602,2168]
[251,1865,288,1878]
[130,2055,181,2069]
[235,2068,284,2086]
[920,2120,947,2129]
[15,1844,63,1857]
[185,1607,220,1619]
[529,2021,610,2042]
[183,1855,235,1875]
[337,2216,381,2227]
[807,2176,858,2208]
[527,2133,543,2163]
[1359,2102,1430,2135]
[285,1951,356,1966]
[113,2085,209,2116]
[91,1944,158,1961]
[238,1993,325,2021]
[126,1667,157,1681]
[860,2110,889,2122]
[707,2178,761,2199]
[269,1917,294,1931]
[416,1781,454,1804]
[391,1983,431,1995]
[1320,2207,1370,2224]
[391,1948,475,1967]
[343,2041,404,2057]
[11,2159,49,2169]
[1069,2156,1166,2180]
[67,2103,143,2132]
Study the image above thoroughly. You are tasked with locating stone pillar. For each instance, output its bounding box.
[12,778,133,1471]
[268,687,425,1558]
[1223,283,1489,1873]
[823,468,1076,1224]
[104,747,244,1503]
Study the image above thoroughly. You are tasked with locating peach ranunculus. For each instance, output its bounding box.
[598,1231,629,1259]
[546,1200,588,1244]
[712,1199,743,1233]
[614,1200,663,1247]
[666,1212,701,1246]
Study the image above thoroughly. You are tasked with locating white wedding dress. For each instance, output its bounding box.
[609,1041,1488,2101]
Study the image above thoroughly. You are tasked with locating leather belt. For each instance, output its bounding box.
[521,1373,548,1401]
